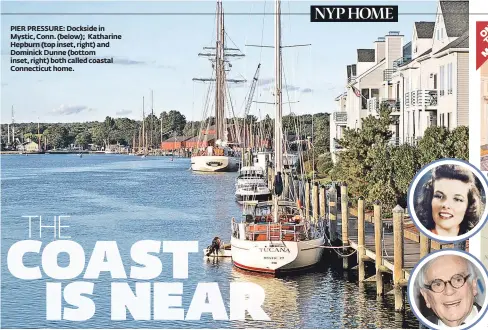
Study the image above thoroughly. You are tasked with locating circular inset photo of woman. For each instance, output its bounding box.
[408,159,488,242]
[408,250,488,329]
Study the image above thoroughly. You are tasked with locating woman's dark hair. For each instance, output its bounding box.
[414,164,484,235]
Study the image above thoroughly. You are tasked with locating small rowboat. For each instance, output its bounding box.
[203,243,232,258]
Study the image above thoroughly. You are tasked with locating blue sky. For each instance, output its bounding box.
[1,0,438,124]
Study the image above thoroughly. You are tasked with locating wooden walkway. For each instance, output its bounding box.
[336,215,420,280]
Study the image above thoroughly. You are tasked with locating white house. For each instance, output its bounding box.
[392,0,468,144]
[330,0,469,163]
[330,32,404,161]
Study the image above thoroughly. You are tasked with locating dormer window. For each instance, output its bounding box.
[440,28,443,40]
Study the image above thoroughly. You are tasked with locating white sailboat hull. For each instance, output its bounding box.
[230,236,325,274]
[191,155,239,172]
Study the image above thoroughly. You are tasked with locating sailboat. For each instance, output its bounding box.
[230,0,325,274]
[190,0,244,172]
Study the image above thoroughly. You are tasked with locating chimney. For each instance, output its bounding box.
[374,37,385,64]
[385,31,404,70]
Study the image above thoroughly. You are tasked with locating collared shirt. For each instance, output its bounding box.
[438,305,479,327]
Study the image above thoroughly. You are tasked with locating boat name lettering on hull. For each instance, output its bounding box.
[259,247,290,253]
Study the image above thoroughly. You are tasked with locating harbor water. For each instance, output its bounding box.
[1,154,419,328]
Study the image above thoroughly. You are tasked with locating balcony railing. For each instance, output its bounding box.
[383,69,396,82]
[381,98,400,113]
[404,90,438,109]
[367,98,378,112]
[406,136,422,146]
[347,76,356,83]
[392,55,412,70]
[333,111,347,123]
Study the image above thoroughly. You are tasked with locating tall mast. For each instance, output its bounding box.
[220,0,226,143]
[11,106,15,144]
[273,0,282,223]
[192,0,246,145]
[215,1,221,141]
[142,97,145,153]
[151,89,154,149]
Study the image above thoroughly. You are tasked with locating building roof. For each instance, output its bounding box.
[415,22,435,39]
[334,92,346,101]
[357,49,375,62]
[163,136,190,143]
[440,1,468,38]
[186,134,216,142]
[434,29,469,55]
[419,48,433,57]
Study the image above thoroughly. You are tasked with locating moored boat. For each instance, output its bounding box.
[230,0,325,275]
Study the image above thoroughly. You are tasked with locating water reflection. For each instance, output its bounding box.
[1,155,419,329]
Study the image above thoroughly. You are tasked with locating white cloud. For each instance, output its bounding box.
[51,105,92,115]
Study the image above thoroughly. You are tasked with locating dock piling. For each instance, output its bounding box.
[340,182,349,270]
[319,185,326,220]
[374,201,384,296]
[312,182,319,223]
[357,197,365,281]
[328,186,337,242]
[393,205,405,312]
[420,233,430,259]
[305,179,311,221]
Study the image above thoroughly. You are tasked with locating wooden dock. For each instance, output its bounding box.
[288,178,468,313]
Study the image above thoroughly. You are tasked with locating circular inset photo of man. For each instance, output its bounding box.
[408,159,488,243]
[408,250,487,329]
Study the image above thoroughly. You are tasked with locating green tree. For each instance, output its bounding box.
[446,126,469,160]
[90,124,105,146]
[391,143,420,206]
[161,110,186,137]
[316,152,334,177]
[44,125,68,149]
[331,106,393,200]
[75,131,92,148]
[416,126,451,164]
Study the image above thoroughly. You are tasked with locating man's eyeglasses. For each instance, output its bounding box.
[424,274,471,293]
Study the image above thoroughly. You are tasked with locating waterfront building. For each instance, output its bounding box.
[330,0,469,163]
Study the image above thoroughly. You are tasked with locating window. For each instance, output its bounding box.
[440,66,445,96]
[361,89,369,109]
[441,28,443,40]
[413,111,416,137]
[407,111,410,137]
[447,112,451,129]
[396,83,400,100]
[447,63,453,94]
[433,74,437,89]
[371,88,379,99]
[437,29,439,40]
